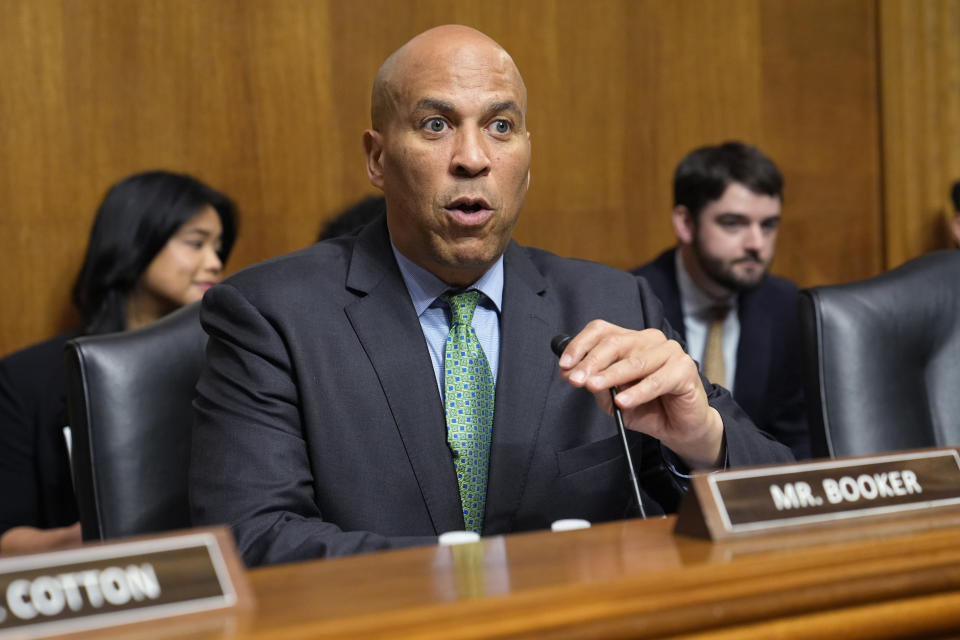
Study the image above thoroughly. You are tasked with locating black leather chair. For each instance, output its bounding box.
[64,302,206,540]
[799,250,960,458]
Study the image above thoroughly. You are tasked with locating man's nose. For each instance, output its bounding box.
[744,224,766,249]
[451,127,491,178]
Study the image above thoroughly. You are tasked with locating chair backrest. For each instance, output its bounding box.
[65,302,206,540]
[799,250,960,458]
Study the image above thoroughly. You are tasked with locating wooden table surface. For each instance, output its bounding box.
[86,509,960,640]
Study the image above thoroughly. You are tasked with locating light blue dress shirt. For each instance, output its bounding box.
[391,244,503,396]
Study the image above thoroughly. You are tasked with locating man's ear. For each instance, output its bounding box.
[363,130,384,188]
[672,205,695,245]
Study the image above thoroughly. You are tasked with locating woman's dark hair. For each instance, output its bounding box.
[71,170,238,335]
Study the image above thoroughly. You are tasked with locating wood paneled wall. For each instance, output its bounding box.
[879,0,960,265]
[0,0,905,355]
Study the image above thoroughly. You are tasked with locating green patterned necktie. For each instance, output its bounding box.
[442,290,495,533]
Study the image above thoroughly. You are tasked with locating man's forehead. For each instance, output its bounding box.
[395,46,525,102]
[711,183,780,209]
[371,26,527,129]
[397,25,507,65]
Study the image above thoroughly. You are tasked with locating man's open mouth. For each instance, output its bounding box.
[445,198,491,213]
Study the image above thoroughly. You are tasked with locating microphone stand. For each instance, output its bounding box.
[552,334,647,519]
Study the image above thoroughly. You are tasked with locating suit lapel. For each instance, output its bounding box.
[734,286,772,416]
[483,243,557,534]
[342,222,463,534]
[646,249,686,341]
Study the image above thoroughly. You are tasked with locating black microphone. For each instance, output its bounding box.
[551,334,647,519]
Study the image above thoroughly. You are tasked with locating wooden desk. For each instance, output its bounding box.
[83,512,960,639]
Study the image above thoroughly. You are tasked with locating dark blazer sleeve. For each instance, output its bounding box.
[190,282,435,565]
[637,250,808,460]
[0,354,40,535]
[634,276,795,469]
[0,334,78,535]
[735,278,810,459]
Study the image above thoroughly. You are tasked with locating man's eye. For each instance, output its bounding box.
[424,118,447,133]
[491,119,511,134]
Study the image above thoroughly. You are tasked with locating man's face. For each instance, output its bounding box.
[364,31,531,287]
[685,182,781,292]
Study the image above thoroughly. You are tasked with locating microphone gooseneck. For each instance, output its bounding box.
[552,334,647,519]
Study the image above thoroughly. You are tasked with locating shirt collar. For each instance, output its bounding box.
[675,248,737,316]
[391,242,504,317]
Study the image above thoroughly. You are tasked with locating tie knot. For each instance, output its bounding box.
[709,305,730,322]
[443,290,483,326]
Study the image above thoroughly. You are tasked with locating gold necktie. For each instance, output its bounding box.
[702,306,728,387]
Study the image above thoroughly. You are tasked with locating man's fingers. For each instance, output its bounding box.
[580,337,672,394]
[556,319,613,370]
[560,320,665,385]
[616,346,701,408]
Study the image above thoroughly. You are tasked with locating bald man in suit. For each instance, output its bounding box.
[191,26,793,566]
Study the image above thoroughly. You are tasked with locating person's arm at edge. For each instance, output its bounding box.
[0,523,82,555]
[555,275,793,476]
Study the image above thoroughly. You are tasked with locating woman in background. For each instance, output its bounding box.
[0,170,237,553]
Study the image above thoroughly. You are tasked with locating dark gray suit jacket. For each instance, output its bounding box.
[190,220,793,566]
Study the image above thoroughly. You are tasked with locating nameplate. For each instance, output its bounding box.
[674,448,960,540]
[0,527,249,638]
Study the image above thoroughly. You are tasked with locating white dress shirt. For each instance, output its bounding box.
[674,250,739,392]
